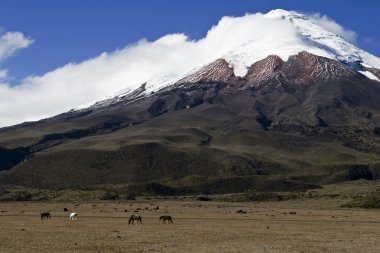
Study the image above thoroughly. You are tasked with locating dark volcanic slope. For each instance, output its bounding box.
[1,52,380,190]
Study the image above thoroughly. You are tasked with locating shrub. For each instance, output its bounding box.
[347,165,373,180]
[3,191,33,201]
[126,194,136,200]
[197,196,212,201]
[101,190,119,200]
[343,190,380,209]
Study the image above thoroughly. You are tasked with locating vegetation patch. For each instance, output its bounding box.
[342,189,380,209]
[216,190,301,202]
[0,190,33,201]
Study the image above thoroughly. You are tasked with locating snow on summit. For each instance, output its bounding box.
[266,10,380,67]
[132,9,380,94]
[222,9,380,77]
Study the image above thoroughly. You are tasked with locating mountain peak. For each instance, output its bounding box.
[265,9,306,19]
[218,12,378,79]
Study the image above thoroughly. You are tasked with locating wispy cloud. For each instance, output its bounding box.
[0,31,33,61]
[363,37,380,47]
[309,13,357,43]
[0,69,7,79]
[0,31,33,81]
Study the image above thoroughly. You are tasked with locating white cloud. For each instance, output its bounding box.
[309,13,357,43]
[0,10,373,128]
[0,31,33,83]
[0,31,33,61]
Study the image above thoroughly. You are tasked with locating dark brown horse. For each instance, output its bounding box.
[128,215,142,225]
[40,212,51,219]
[159,215,173,224]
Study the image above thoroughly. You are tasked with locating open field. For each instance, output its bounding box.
[0,195,380,253]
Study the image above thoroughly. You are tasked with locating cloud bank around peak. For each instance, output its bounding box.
[0,11,367,127]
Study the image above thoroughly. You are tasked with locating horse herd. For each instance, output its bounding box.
[127,215,173,224]
[40,208,173,224]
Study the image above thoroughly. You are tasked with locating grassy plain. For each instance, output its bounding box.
[0,182,380,253]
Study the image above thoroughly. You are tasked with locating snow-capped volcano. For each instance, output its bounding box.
[112,9,380,97]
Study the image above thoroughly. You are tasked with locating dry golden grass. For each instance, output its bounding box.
[0,198,379,253]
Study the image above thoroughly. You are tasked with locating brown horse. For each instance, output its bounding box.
[40,212,51,219]
[128,215,142,225]
[159,215,173,224]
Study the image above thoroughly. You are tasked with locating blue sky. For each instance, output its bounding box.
[0,0,380,80]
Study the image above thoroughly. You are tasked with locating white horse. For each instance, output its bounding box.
[69,212,77,220]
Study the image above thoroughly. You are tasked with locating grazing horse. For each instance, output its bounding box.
[159,215,173,224]
[69,212,77,220]
[128,215,142,225]
[40,212,51,219]
[63,208,69,212]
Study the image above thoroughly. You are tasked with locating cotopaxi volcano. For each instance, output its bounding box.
[0,9,380,192]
